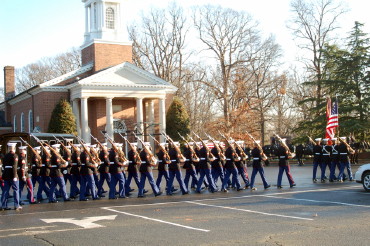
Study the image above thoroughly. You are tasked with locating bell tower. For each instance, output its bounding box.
[81,0,132,72]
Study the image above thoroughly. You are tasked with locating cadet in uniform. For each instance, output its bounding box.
[69,144,81,199]
[1,142,21,210]
[97,143,110,198]
[211,141,225,187]
[276,140,296,188]
[79,144,99,201]
[221,140,243,192]
[250,141,270,191]
[183,142,199,191]
[60,142,73,197]
[312,138,322,183]
[330,138,340,181]
[0,145,3,193]
[167,142,188,195]
[18,146,36,204]
[108,143,127,199]
[196,141,218,193]
[30,146,42,203]
[321,139,332,183]
[337,137,355,182]
[37,146,51,202]
[48,144,71,203]
[235,141,250,188]
[138,143,162,197]
[156,142,173,192]
[125,144,141,194]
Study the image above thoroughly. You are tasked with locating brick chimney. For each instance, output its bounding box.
[4,66,15,100]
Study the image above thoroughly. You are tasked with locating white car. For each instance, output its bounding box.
[355,163,370,191]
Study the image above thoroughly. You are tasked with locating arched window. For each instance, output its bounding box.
[106,7,115,29]
[13,115,17,132]
[28,110,33,133]
[20,112,25,132]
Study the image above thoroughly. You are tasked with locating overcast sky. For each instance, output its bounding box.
[1,0,369,86]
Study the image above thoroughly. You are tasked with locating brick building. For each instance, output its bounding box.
[0,0,177,145]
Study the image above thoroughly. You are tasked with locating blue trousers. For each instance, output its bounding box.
[80,174,97,200]
[109,172,125,198]
[277,166,294,186]
[222,168,241,190]
[329,161,338,180]
[184,168,198,190]
[69,174,80,197]
[19,178,35,203]
[236,166,249,186]
[49,176,69,201]
[98,172,111,196]
[37,176,50,200]
[138,172,160,196]
[167,170,188,195]
[250,167,269,188]
[312,160,321,179]
[125,171,140,193]
[338,161,353,181]
[212,166,224,187]
[156,170,170,190]
[1,180,20,209]
[196,169,217,192]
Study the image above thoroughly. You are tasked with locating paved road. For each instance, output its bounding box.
[1,165,369,246]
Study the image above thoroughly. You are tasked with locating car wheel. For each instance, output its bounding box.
[362,171,370,192]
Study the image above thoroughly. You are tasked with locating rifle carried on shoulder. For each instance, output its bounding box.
[274,133,294,158]
[192,131,215,160]
[338,137,355,154]
[101,131,128,164]
[19,137,42,161]
[162,132,185,161]
[75,135,98,166]
[30,134,52,159]
[204,133,226,161]
[133,132,156,165]
[149,134,171,161]
[53,135,71,156]
[307,136,317,145]
[245,131,267,161]
[178,132,199,162]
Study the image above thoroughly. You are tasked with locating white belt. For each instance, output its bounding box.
[279,156,286,158]
[110,162,115,164]
[340,153,347,155]
[323,154,329,156]
[81,164,86,166]
[5,166,13,169]
[253,158,259,160]
[72,163,78,166]
[51,165,57,168]
[200,158,206,160]
[41,164,46,167]
[100,162,104,164]
[141,161,147,164]
[171,160,177,162]
[158,160,163,163]
[226,158,231,160]
[185,159,190,161]
[315,153,321,155]
[129,161,133,163]
[32,164,36,167]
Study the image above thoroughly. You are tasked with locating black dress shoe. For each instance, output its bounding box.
[118,196,126,199]
[182,191,189,195]
[79,198,89,201]
[290,183,296,188]
[155,192,163,197]
[277,186,283,189]
[2,207,11,211]
[29,201,37,204]
[64,198,72,202]
[19,202,24,206]
[137,195,145,198]
[237,187,245,191]
[49,200,58,203]
[222,189,229,193]
[102,191,108,194]
[99,194,106,198]
[93,197,101,200]
[143,190,149,194]
[109,197,118,200]
[264,185,271,189]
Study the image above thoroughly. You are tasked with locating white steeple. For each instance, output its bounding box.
[81,0,130,48]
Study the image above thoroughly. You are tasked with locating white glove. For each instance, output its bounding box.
[13,177,18,182]
[22,176,26,182]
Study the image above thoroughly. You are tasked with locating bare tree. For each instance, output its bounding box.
[128,3,189,89]
[192,5,260,130]
[15,47,81,93]
[288,0,347,111]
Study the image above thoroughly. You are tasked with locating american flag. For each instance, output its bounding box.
[325,97,339,139]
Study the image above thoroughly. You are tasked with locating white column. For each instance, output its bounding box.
[106,97,114,142]
[81,97,90,143]
[136,97,144,144]
[148,100,155,146]
[72,99,81,136]
[159,98,166,143]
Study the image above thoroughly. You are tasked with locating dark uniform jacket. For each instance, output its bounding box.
[17,153,29,179]
[338,143,350,163]
[40,153,50,177]
[157,149,170,171]
[61,150,72,175]
[331,144,339,163]
[168,148,181,171]
[313,145,322,162]
[224,147,238,169]
[2,151,18,180]
[31,154,42,177]
[322,145,332,164]
[80,151,94,175]
[127,149,140,173]
[139,150,153,173]
[199,147,212,169]
[251,147,263,169]
[211,147,223,169]
[70,151,81,175]
[98,149,110,174]
[108,149,124,174]
[48,152,64,178]
[277,146,289,167]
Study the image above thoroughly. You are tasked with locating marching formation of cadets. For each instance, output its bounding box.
[311,137,355,183]
[0,134,355,211]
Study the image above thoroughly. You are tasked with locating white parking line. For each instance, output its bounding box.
[185,201,314,221]
[102,207,210,232]
[261,195,370,208]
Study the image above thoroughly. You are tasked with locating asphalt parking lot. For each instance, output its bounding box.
[1,165,369,246]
